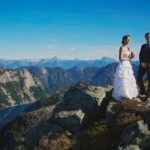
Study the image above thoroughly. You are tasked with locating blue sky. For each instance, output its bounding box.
[0,0,150,60]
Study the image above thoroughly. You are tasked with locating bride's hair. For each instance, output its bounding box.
[122,35,130,44]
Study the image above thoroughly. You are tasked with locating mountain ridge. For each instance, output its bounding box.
[0,56,118,69]
[0,62,139,108]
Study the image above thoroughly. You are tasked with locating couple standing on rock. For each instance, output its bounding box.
[112,32,150,102]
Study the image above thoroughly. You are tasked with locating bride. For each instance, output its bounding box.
[112,35,138,100]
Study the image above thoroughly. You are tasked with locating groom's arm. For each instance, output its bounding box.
[139,45,147,68]
[139,45,144,63]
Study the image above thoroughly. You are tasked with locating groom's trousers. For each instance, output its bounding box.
[147,67,150,98]
[137,65,150,98]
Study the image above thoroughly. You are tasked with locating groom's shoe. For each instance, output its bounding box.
[138,94,147,102]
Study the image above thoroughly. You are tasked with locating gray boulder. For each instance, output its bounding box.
[51,83,107,133]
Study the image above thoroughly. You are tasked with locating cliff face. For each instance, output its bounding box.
[0,68,46,108]
[0,82,149,150]
[0,66,99,108]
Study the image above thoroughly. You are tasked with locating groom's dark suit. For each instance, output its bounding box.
[137,43,150,98]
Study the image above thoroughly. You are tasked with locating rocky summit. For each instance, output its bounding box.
[0,82,150,150]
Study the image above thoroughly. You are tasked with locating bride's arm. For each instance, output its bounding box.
[119,47,130,61]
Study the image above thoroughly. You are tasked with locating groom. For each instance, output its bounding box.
[137,32,150,101]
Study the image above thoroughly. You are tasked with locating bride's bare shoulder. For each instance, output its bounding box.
[119,46,124,51]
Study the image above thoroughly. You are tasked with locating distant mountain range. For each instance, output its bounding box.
[0,60,139,108]
[0,56,118,69]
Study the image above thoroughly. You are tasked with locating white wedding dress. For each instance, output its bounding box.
[112,49,138,100]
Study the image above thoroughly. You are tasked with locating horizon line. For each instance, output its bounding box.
[0,56,119,61]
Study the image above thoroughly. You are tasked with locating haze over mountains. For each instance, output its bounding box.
[0,56,118,69]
